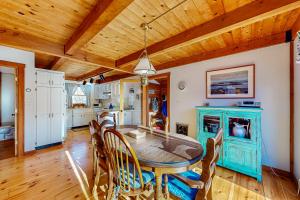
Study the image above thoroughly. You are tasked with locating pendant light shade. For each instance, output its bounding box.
[134,23,156,76]
[134,50,156,75]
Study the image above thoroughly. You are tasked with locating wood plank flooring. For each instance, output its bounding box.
[0,129,299,200]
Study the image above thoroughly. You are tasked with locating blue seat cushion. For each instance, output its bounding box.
[118,163,154,189]
[166,170,201,200]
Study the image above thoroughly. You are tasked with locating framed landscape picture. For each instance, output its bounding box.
[206,64,255,99]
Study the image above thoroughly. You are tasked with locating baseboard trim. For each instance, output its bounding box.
[262,165,292,178]
[24,150,36,156]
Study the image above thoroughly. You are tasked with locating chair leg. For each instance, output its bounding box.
[164,174,169,199]
[93,164,101,195]
[207,187,213,200]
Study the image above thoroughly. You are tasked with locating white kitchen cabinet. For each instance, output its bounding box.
[51,73,64,87]
[123,110,141,125]
[111,81,120,97]
[72,108,93,127]
[132,111,141,125]
[36,84,51,146]
[66,109,73,129]
[123,111,132,125]
[36,69,65,147]
[94,83,112,99]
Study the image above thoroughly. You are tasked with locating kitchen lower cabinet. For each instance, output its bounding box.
[72,109,93,127]
[123,110,141,125]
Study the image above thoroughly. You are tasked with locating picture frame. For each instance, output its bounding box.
[206,64,255,99]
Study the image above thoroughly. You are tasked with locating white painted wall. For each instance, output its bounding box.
[159,43,290,171]
[294,37,300,180]
[1,73,16,124]
[0,46,36,152]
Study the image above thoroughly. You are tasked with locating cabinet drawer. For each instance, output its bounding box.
[223,142,257,174]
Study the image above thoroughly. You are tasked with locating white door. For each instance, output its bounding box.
[51,87,64,143]
[36,86,51,146]
[51,73,64,87]
[36,70,51,87]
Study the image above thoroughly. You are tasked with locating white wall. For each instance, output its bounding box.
[294,37,300,179]
[1,73,16,124]
[0,46,36,152]
[159,43,290,171]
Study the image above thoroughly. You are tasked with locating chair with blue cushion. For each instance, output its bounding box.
[103,129,154,199]
[166,128,223,200]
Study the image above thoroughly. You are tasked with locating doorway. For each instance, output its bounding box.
[0,66,16,159]
[0,60,25,158]
[142,73,170,131]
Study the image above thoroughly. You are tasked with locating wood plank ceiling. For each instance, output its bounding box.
[0,0,300,81]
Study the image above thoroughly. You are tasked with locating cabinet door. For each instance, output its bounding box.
[198,110,223,165]
[51,73,64,88]
[223,142,257,175]
[94,85,99,99]
[72,114,82,127]
[36,86,51,146]
[132,111,141,125]
[36,70,51,87]
[51,87,64,143]
[224,111,257,144]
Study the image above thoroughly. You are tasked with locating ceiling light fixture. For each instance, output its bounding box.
[83,80,87,85]
[134,23,156,85]
[89,78,94,84]
[99,74,105,81]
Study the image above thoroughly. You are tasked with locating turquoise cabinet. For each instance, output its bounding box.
[196,106,262,182]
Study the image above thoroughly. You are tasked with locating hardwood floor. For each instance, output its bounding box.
[0,139,15,160]
[0,129,298,200]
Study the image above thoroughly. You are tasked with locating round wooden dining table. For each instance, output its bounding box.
[116,125,204,200]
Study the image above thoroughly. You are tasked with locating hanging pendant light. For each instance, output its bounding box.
[134,23,156,79]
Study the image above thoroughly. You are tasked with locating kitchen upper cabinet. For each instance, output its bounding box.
[111,81,120,97]
[94,84,111,99]
[51,73,64,87]
[36,70,51,87]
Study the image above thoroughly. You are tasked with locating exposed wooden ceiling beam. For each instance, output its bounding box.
[95,73,133,84]
[77,68,111,81]
[50,0,133,70]
[0,28,133,73]
[116,0,300,67]
[155,32,286,71]
[65,0,133,55]
[292,15,300,40]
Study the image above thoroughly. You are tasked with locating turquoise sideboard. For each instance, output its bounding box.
[196,106,262,182]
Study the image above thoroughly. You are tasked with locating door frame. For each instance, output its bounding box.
[142,72,170,130]
[0,60,25,156]
[119,79,140,125]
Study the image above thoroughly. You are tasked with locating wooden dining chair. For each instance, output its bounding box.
[103,129,154,199]
[92,119,117,197]
[97,111,116,125]
[165,128,223,200]
[89,120,102,177]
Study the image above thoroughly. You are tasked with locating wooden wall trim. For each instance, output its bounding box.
[0,71,1,126]
[116,0,300,67]
[0,60,25,157]
[290,41,295,174]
